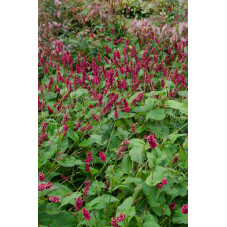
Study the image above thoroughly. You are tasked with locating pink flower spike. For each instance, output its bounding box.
[146,134,157,150]
[75,196,83,211]
[99,150,106,162]
[61,174,67,181]
[181,204,188,214]
[169,202,176,210]
[161,178,168,185]
[82,208,91,220]
[38,172,45,182]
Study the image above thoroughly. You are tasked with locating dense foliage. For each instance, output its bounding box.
[38,0,188,226]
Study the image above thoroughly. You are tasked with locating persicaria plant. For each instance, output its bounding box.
[38,0,188,225]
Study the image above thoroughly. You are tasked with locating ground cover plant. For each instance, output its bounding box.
[38,0,188,226]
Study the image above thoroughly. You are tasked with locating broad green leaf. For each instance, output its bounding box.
[49,184,72,195]
[116,196,135,221]
[67,128,79,141]
[173,209,188,224]
[150,124,169,138]
[151,206,163,216]
[178,146,188,168]
[47,123,58,139]
[178,91,188,97]
[90,134,102,145]
[129,145,146,163]
[129,138,145,146]
[121,154,132,174]
[146,166,166,186]
[166,100,188,115]
[79,137,95,147]
[78,219,97,226]
[117,127,130,138]
[59,136,68,150]
[46,203,60,215]
[39,148,57,167]
[142,183,160,207]
[86,194,118,210]
[75,88,88,98]
[50,213,75,227]
[164,204,171,216]
[132,183,142,200]
[47,172,61,181]
[60,192,81,207]
[146,109,166,121]
[169,133,186,144]
[112,111,135,119]
[123,177,143,186]
[58,156,83,167]
[69,91,77,99]
[90,181,105,194]
[143,211,160,227]
[44,92,57,100]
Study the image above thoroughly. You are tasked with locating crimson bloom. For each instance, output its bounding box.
[173,156,179,163]
[147,134,157,149]
[82,208,91,220]
[75,196,83,211]
[38,172,45,182]
[169,203,176,210]
[99,150,106,162]
[49,196,60,203]
[181,204,188,214]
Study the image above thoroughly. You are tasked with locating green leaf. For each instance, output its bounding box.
[150,124,169,138]
[75,88,89,98]
[178,91,188,97]
[44,92,57,100]
[58,156,84,167]
[90,134,102,145]
[90,181,105,194]
[111,111,135,119]
[69,91,77,99]
[178,146,188,168]
[78,219,97,226]
[142,183,160,207]
[164,204,171,216]
[121,154,132,174]
[86,194,118,210]
[146,109,166,121]
[47,172,61,181]
[138,50,145,59]
[166,100,188,115]
[146,166,166,186]
[143,222,160,227]
[151,206,163,216]
[50,213,75,227]
[173,209,188,224]
[143,211,160,227]
[79,137,95,147]
[60,192,82,208]
[47,123,58,139]
[67,128,79,141]
[46,203,60,215]
[129,139,146,163]
[117,127,130,138]
[169,133,186,144]
[48,184,72,197]
[129,138,145,146]
[59,136,68,150]
[117,197,136,222]
[39,148,58,167]
[129,145,146,164]
[132,183,142,200]
[123,177,143,186]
